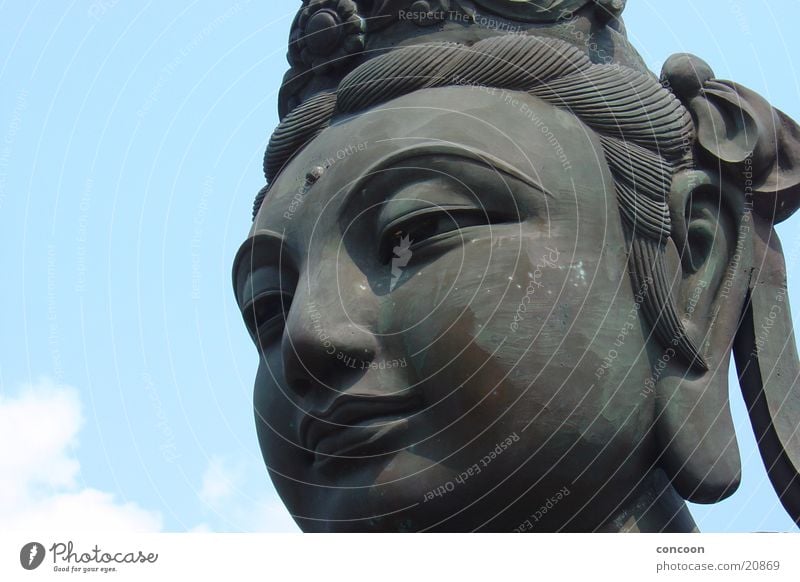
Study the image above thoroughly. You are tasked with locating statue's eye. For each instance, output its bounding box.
[378,207,495,264]
[242,290,293,346]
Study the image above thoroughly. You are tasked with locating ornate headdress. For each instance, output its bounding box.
[280,0,636,118]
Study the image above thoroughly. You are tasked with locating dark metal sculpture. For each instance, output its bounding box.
[233,0,800,531]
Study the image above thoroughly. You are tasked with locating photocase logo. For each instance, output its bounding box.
[20,542,46,570]
[390,234,413,291]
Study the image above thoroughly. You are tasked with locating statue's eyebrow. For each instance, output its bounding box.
[341,141,553,208]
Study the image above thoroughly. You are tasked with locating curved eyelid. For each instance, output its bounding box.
[239,266,297,310]
[378,204,480,239]
[232,231,296,304]
[242,289,293,339]
[377,206,499,265]
[241,288,291,312]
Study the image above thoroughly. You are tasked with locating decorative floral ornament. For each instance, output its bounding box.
[467,0,592,22]
[289,0,366,71]
[403,0,475,27]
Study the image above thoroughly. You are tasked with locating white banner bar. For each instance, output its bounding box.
[2,534,798,581]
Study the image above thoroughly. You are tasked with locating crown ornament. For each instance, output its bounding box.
[279,0,632,118]
[288,0,366,72]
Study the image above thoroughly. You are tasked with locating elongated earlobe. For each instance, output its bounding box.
[655,170,744,503]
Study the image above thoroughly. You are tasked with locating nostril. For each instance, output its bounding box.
[288,376,313,399]
[281,310,381,398]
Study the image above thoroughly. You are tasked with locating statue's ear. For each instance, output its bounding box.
[662,53,800,524]
[655,169,744,505]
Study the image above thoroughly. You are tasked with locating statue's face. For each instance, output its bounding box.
[234,86,659,531]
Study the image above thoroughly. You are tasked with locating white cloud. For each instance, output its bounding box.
[199,455,243,505]
[197,455,300,533]
[0,378,162,532]
[0,377,296,533]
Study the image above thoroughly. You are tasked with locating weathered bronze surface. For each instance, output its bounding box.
[233,0,800,532]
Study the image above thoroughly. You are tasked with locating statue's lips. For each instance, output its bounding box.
[300,392,422,462]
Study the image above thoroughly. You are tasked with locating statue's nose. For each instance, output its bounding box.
[280,262,379,399]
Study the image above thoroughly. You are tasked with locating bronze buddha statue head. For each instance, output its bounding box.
[233,0,800,532]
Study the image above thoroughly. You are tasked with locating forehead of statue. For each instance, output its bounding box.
[254,86,615,233]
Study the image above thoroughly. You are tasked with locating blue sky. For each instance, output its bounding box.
[0,0,798,533]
